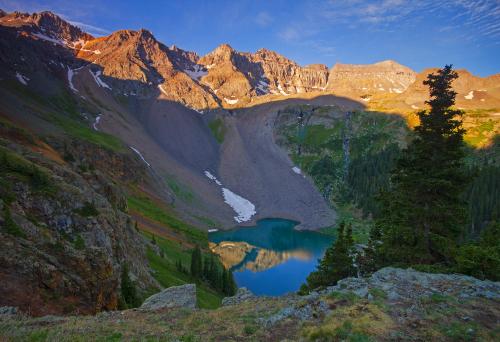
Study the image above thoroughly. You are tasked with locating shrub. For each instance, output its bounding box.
[3,205,26,238]
[73,234,85,250]
[455,221,500,281]
[120,264,141,308]
[74,201,99,217]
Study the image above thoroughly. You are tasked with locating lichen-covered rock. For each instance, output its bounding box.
[222,287,255,306]
[140,284,197,311]
[258,299,330,328]
[0,306,18,315]
[324,267,500,302]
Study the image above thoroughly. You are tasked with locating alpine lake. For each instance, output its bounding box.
[209,218,334,296]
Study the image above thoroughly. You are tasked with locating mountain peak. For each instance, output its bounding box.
[0,10,93,43]
[214,43,234,54]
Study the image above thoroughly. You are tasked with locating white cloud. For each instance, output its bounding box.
[277,0,500,45]
[68,20,110,36]
[278,26,301,42]
[255,11,273,27]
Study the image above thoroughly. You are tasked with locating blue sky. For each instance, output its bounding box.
[1,0,499,76]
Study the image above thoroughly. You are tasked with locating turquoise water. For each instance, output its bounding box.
[209,218,334,296]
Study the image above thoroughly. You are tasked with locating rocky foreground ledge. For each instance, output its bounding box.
[1,268,499,341]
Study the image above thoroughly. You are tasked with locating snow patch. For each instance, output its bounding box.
[361,97,371,102]
[158,84,168,96]
[204,171,222,185]
[277,84,289,96]
[224,97,239,105]
[32,32,63,45]
[67,67,78,92]
[184,65,207,80]
[222,188,256,223]
[15,72,29,85]
[393,88,403,94]
[204,170,256,223]
[464,91,474,100]
[256,79,269,95]
[411,105,419,109]
[89,70,111,89]
[92,115,101,131]
[130,147,151,167]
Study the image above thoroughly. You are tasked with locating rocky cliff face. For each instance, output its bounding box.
[197,45,329,105]
[77,29,220,110]
[0,134,158,316]
[252,49,329,95]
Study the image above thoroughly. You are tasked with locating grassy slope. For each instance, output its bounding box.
[128,190,222,309]
[208,117,226,144]
[146,239,222,309]
[127,192,207,246]
[0,80,124,152]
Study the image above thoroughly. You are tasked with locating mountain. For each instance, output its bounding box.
[326,60,417,96]
[400,68,500,109]
[0,10,92,48]
[2,9,499,112]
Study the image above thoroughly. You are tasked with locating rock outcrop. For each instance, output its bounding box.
[222,287,256,306]
[140,284,197,310]
[324,267,500,301]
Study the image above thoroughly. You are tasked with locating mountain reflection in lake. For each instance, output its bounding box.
[209,218,334,295]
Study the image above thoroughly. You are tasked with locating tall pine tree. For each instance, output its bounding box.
[190,245,202,278]
[303,221,356,291]
[375,65,469,265]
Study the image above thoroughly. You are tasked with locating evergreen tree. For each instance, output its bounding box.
[190,245,202,278]
[303,221,356,290]
[357,225,382,276]
[375,65,470,265]
[120,264,140,308]
[209,257,219,289]
[222,268,237,296]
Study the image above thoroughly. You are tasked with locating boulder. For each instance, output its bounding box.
[222,287,255,306]
[0,306,18,315]
[140,284,196,311]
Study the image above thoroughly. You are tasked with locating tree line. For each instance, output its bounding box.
[187,245,237,296]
